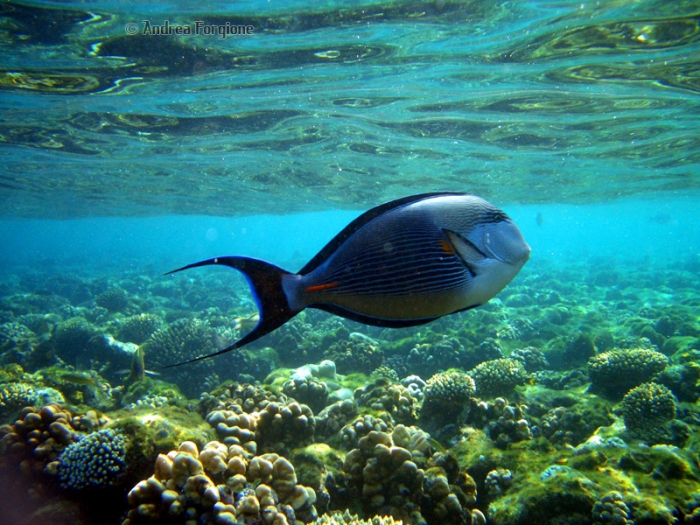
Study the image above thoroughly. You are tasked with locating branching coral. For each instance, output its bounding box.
[419,371,475,431]
[469,358,527,399]
[587,348,668,397]
[621,382,677,444]
[117,314,164,344]
[95,288,129,312]
[141,318,219,397]
[57,428,127,490]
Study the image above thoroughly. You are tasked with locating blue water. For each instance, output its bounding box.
[2,195,698,276]
[2,1,700,524]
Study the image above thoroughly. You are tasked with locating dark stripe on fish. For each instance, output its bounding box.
[299,192,466,274]
[311,228,472,296]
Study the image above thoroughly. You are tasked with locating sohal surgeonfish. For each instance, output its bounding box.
[165,192,530,367]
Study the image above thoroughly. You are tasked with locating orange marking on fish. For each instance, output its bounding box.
[440,239,455,255]
[306,282,340,293]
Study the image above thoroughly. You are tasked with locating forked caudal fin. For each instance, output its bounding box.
[162,256,296,368]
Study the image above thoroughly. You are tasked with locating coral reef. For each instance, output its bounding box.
[406,337,469,377]
[309,510,403,524]
[621,382,678,444]
[3,221,700,525]
[123,440,317,525]
[368,365,400,384]
[0,382,65,423]
[56,428,127,490]
[198,382,286,418]
[325,340,383,375]
[141,318,220,397]
[52,317,98,363]
[256,401,316,455]
[484,468,514,496]
[205,399,315,456]
[537,400,614,447]
[354,377,418,425]
[0,404,104,480]
[117,313,164,344]
[469,358,527,399]
[339,414,393,451]
[419,371,475,431]
[336,427,478,525]
[587,348,668,397]
[469,397,532,449]
[0,321,39,368]
[95,288,129,312]
[315,400,359,442]
[283,375,329,414]
[510,347,549,373]
[591,491,633,525]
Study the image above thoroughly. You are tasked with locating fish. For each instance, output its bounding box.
[233,312,260,331]
[115,346,160,381]
[648,212,672,225]
[536,211,544,227]
[59,371,99,387]
[164,192,530,367]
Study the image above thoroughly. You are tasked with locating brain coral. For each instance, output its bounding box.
[57,428,127,490]
[470,358,527,398]
[587,348,668,397]
[621,382,677,443]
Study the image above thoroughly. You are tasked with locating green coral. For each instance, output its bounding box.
[587,348,668,397]
[490,465,599,525]
[420,371,475,431]
[621,382,677,444]
[0,382,65,423]
[57,428,127,490]
[95,288,129,312]
[117,314,164,344]
[325,340,383,375]
[354,377,418,425]
[591,491,632,525]
[141,318,218,397]
[53,317,98,362]
[470,358,527,398]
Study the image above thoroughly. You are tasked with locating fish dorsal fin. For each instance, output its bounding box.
[299,192,466,275]
[442,228,487,276]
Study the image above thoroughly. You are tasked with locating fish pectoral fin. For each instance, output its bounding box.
[442,228,487,276]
